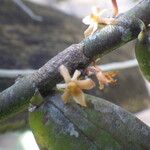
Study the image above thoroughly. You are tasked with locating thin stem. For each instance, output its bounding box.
[12,0,43,21]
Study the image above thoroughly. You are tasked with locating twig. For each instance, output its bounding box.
[12,0,43,21]
[0,59,138,78]
[99,59,138,71]
[0,0,150,121]
[0,69,35,78]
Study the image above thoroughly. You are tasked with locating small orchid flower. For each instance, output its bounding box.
[87,66,117,90]
[82,6,115,37]
[57,65,95,107]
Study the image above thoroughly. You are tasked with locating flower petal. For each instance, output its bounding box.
[72,90,87,107]
[99,83,105,90]
[61,89,71,104]
[98,9,108,17]
[76,79,95,90]
[91,23,98,35]
[56,83,67,89]
[84,25,94,37]
[104,18,115,24]
[82,15,91,25]
[104,71,117,78]
[96,71,109,84]
[96,70,117,90]
[91,6,100,16]
[59,65,71,83]
[72,70,81,80]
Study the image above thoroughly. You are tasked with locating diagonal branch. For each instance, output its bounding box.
[0,0,150,121]
[12,0,43,21]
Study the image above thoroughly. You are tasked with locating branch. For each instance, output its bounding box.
[0,69,35,78]
[12,0,43,21]
[99,59,138,71]
[0,0,150,121]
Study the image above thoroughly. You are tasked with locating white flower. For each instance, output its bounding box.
[57,65,95,107]
[82,6,115,37]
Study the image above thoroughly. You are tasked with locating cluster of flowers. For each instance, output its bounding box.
[82,6,115,37]
[57,2,119,106]
[57,65,116,107]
